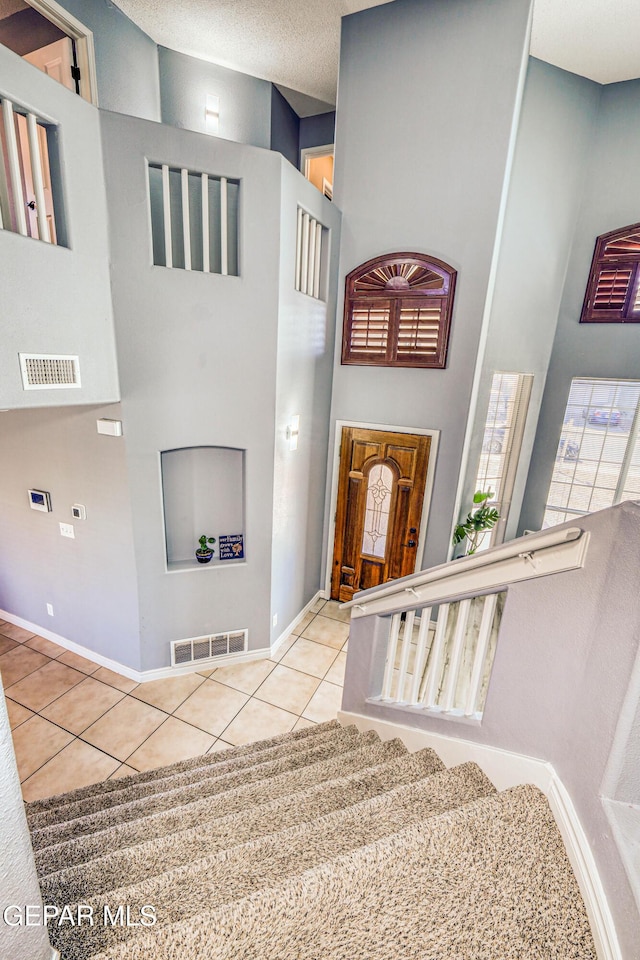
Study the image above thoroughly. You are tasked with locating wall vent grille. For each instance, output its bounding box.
[19,354,81,389]
[170,629,248,667]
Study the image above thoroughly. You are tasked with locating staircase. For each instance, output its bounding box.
[25,720,596,959]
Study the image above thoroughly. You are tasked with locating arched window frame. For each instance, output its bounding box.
[341,252,457,368]
[580,222,640,324]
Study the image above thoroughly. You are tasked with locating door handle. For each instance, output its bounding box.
[403,540,416,548]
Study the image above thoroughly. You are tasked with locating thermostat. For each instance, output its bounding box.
[28,489,51,512]
[72,504,87,520]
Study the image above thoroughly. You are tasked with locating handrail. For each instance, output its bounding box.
[340,525,585,616]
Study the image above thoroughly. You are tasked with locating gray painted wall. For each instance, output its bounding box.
[159,46,271,148]
[0,404,141,669]
[271,163,341,641]
[56,0,160,120]
[459,59,600,541]
[520,79,640,534]
[0,683,52,960]
[100,110,283,668]
[343,500,640,956]
[0,44,120,409]
[327,0,533,580]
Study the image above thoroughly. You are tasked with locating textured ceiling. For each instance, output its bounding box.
[114,0,640,108]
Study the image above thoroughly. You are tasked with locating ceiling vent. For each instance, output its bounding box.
[170,629,248,668]
[19,354,81,390]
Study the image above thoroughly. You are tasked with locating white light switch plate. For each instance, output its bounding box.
[59,522,75,539]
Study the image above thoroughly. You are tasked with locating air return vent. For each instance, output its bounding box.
[170,629,248,667]
[19,354,81,390]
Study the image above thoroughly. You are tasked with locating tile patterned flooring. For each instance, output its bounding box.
[0,598,349,803]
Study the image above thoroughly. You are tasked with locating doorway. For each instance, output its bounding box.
[331,426,432,601]
[301,144,334,199]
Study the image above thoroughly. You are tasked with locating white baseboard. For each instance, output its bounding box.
[338,709,622,960]
[0,608,271,683]
[270,589,326,657]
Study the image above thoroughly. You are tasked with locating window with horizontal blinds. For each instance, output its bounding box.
[581,223,640,323]
[342,253,456,368]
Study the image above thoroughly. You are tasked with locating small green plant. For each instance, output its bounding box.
[452,490,500,555]
[197,535,216,553]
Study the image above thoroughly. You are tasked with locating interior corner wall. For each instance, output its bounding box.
[328,0,533,576]
[270,85,300,168]
[158,46,271,148]
[100,110,282,669]
[56,0,160,121]
[0,44,120,409]
[0,404,141,670]
[459,58,600,540]
[271,162,341,641]
[299,112,335,154]
[519,78,640,534]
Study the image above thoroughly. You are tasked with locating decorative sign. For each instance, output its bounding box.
[218,534,244,561]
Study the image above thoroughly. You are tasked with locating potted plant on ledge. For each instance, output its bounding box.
[452,490,500,556]
[195,534,216,564]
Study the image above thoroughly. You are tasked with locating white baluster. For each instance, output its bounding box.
[395,610,415,703]
[313,220,322,298]
[420,603,450,707]
[409,607,432,704]
[301,212,310,295]
[2,99,27,236]
[441,598,472,712]
[201,173,209,272]
[181,167,191,270]
[220,176,228,276]
[464,593,498,716]
[380,612,402,700]
[295,207,303,291]
[161,164,172,268]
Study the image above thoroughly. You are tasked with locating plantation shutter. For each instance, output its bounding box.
[581,224,640,323]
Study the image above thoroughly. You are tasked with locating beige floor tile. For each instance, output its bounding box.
[21,739,121,803]
[25,635,65,658]
[319,600,352,624]
[222,698,297,746]
[212,658,276,695]
[196,668,217,678]
[254,664,320,715]
[309,597,326,613]
[5,697,34,729]
[81,696,166,762]
[208,739,233,753]
[109,763,138,780]
[0,634,18,657]
[301,614,349,649]
[131,673,206,713]
[40,676,125,734]
[0,623,35,643]
[293,716,317,731]
[92,666,138,693]
[290,612,315,636]
[56,650,101,675]
[302,680,343,724]
[343,639,348,651]
[173,680,248,737]
[0,645,49,687]
[6,659,85,712]
[269,632,297,662]
[11,715,74,781]
[126,716,215,772]
[325,650,347,686]
[281,636,339,679]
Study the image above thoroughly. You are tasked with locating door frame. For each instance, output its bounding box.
[23,0,98,105]
[324,420,440,597]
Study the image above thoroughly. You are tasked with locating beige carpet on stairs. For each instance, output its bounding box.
[27,719,597,960]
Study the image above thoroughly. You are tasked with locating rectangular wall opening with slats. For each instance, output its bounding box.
[0,97,64,245]
[148,162,239,275]
[295,207,326,299]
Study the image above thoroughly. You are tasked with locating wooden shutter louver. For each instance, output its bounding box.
[342,253,457,368]
[581,223,640,323]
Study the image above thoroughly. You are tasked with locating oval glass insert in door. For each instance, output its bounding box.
[362,463,394,558]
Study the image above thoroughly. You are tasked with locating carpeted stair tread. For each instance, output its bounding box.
[31,730,382,849]
[48,764,496,960]
[88,784,596,960]
[28,724,362,830]
[38,747,445,896]
[26,719,341,817]
[33,738,411,874]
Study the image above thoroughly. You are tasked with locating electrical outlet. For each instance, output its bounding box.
[59,522,75,539]
[272,614,278,627]
[46,603,54,616]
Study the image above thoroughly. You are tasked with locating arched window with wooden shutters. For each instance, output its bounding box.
[341,252,457,368]
[580,223,640,324]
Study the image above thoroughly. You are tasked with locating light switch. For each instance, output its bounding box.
[59,522,75,539]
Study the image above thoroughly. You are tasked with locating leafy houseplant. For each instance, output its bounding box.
[195,535,216,564]
[452,490,500,556]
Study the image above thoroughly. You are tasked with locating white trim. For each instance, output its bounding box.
[301,143,334,179]
[26,0,98,105]
[270,589,326,656]
[338,709,622,960]
[0,608,270,683]
[324,420,440,597]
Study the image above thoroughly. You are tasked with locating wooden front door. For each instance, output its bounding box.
[331,427,431,602]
